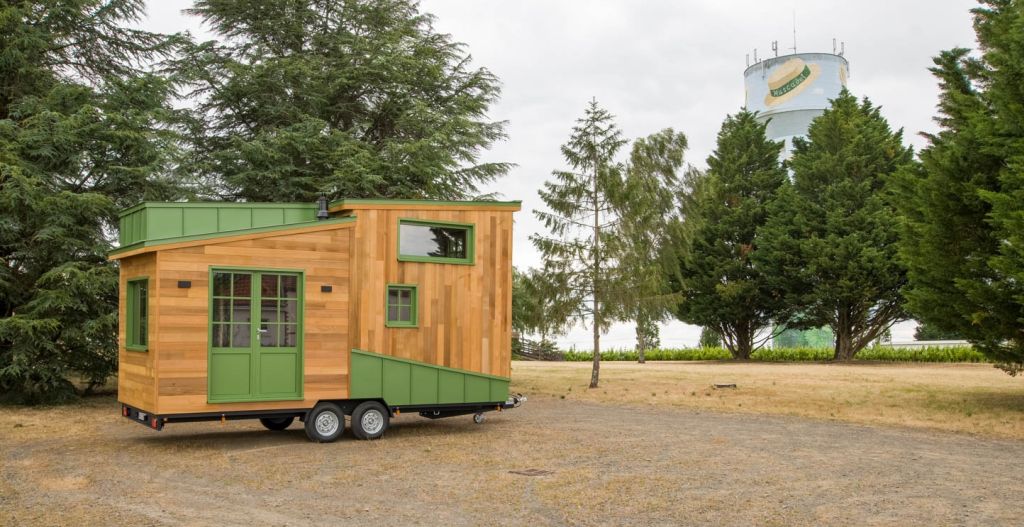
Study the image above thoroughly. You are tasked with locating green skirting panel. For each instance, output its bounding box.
[350,349,509,406]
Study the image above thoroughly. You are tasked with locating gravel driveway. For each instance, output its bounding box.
[2,396,1022,526]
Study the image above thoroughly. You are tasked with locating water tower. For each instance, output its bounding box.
[745,44,849,348]
[743,48,849,159]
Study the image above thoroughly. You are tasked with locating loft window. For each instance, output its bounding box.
[385,285,418,327]
[398,219,474,264]
[127,278,149,351]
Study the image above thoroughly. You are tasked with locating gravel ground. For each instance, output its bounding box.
[2,396,1023,526]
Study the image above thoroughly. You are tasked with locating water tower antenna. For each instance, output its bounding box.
[791,10,798,54]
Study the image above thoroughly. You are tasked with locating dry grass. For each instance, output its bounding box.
[2,363,1024,525]
[511,360,1024,439]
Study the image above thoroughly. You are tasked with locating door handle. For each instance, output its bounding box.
[258,328,270,333]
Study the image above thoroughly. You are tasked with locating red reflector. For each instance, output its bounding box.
[151,418,158,429]
[122,406,128,416]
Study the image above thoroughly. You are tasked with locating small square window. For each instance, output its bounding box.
[126,278,149,351]
[385,285,418,327]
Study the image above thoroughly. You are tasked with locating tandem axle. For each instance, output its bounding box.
[121,394,526,442]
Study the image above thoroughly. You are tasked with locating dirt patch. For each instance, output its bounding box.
[2,394,1023,526]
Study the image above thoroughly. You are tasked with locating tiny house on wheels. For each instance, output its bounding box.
[111,198,524,442]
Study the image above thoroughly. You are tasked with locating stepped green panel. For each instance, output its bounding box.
[410,365,439,404]
[350,352,383,399]
[489,379,509,402]
[183,208,218,236]
[465,376,489,402]
[284,208,316,223]
[350,349,509,406]
[113,202,338,251]
[252,208,285,228]
[218,208,251,231]
[147,208,183,240]
[382,360,412,406]
[437,370,464,403]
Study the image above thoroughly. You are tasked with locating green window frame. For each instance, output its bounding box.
[126,277,149,351]
[385,284,418,328]
[397,218,475,265]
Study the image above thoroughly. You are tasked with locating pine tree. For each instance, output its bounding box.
[674,111,787,359]
[176,0,510,202]
[0,1,189,402]
[531,99,627,388]
[756,91,913,361]
[615,129,688,363]
[893,1,1024,374]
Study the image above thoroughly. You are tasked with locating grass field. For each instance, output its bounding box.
[2,361,1024,525]
[512,360,1024,439]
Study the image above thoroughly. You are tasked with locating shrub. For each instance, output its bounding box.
[560,346,986,363]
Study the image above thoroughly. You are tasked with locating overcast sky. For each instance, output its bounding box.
[141,0,980,349]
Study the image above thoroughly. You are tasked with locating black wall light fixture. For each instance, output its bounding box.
[321,285,333,293]
[177,280,192,289]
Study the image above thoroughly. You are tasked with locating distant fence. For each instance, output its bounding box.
[513,337,563,361]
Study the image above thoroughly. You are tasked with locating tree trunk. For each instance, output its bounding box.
[834,326,856,361]
[636,322,646,364]
[590,145,601,389]
[728,323,753,360]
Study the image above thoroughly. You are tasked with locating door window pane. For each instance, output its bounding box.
[232,273,251,297]
[280,300,297,323]
[212,323,230,347]
[232,323,251,347]
[232,299,251,323]
[259,324,279,347]
[213,273,232,297]
[282,324,298,347]
[280,275,298,298]
[261,300,279,323]
[261,274,279,297]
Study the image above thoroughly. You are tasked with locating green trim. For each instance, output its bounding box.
[109,217,356,257]
[118,201,317,218]
[126,277,149,352]
[396,218,476,265]
[332,198,521,209]
[385,284,419,328]
[351,349,510,382]
[207,267,305,404]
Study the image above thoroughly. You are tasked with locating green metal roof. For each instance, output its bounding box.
[117,202,319,248]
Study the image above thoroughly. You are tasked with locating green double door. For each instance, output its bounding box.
[209,270,303,402]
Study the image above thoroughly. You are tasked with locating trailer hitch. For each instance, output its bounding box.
[501,393,526,410]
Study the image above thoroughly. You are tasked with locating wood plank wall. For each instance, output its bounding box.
[150,224,353,414]
[347,208,514,378]
[118,252,158,411]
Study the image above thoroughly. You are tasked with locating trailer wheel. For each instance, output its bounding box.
[473,413,485,424]
[259,416,294,431]
[304,402,345,443]
[351,401,389,440]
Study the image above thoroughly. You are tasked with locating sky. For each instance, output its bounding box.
[140,0,980,349]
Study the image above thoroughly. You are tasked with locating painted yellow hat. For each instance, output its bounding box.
[764,57,821,107]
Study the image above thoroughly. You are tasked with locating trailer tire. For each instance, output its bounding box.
[304,403,345,443]
[259,416,294,431]
[351,401,389,440]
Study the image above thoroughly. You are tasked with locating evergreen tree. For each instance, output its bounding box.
[512,267,570,346]
[913,321,963,341]
[0,1,189,402]
[674,111,786,359]
[698,327,722,349]
[893,1,1024,374]
[177,0,510,202]
[531,99,627,388]
[615,129,688,363]
[756,91,913,361]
